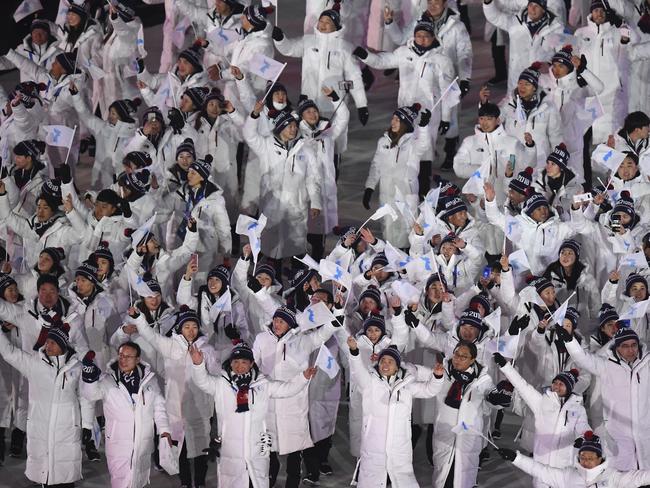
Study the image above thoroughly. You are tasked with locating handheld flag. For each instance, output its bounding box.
[207,27,239,49]
[43,125,76,148]
[484,307,502,337]
[619,299,650,320]
[14,0,42,22]
[515,96,526,123]
[319,259,352,290]
[131,213,157,247]
[298,301,336,331]
[126,267,157,297]
[209,289,232,321]
[619,251,648,270]
[294,254,320,272]
[315,344,340,379]
[497,334,520,359]
[172,16,191,49]
[390,280,420,305]
[236,214,267,264]
[504,215,523,243]
[508,249,531,275]
[461,159,490,195]
[384,242,412,271]
[592,144,627,173]
[247,53,286,81]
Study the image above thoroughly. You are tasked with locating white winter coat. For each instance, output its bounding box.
[350,351,444,488]
[243,115,322,258]
[81,361,170,488]
[7,35,60,84]
[191,361,311,488]
[219,26,274,93]
[499,91,564,168]
[499,362,590,469]
[275,28,367,113]
[513,453,650,488]
[0,332,91,485]
[566,339,650,471]
[483,3,564,93]
[252,322,338,455]
[134,315,217,458]
[365,124,431,247]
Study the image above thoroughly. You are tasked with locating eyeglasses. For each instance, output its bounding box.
[118,354,138,360]
[453,351,472,361]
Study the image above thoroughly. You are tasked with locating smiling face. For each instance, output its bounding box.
[207,276,223,295]
[94,200,117,220]
[447,210,468,228]
[230,358,253,375]
[255,272,273,288]
[427,0,446,17]
[390,115,402,133]
[272,316,290,336]
[181,321,199,342]
[378,355,398,376]
[530,205,550,223]
[559,248,577,268]
[629,282,648,301]
[440,242,457,260]
[14,154,33,170]
[302,107,320,126]
[2,284,19,303]
[551,378,568,397]
[279,121,298,142]
[478,115,499,133]
[177,151,194,171]
[317,15,336,33]
[427,281,444,303]
[118,344,140,373]
[67,11,82,28]
[616,157,638,181]
[451,344,475,371]
[458,324,479,342]
[143,293,162,311]
[31,27,49,46]
[591,6,606,24]
[365,325,383,344]
[359,297,378,315]
[413,30,434,47]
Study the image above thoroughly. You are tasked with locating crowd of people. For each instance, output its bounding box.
[0,0,649,486]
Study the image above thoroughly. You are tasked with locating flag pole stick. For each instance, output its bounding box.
[62,125,77,166]
[260,63,287,104]
[431,76,459,111]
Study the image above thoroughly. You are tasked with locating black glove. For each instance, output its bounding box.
[224,323,240,340]
[577,54,587,73]
[459,79,470,98]
[358,107,369,126]
[168,108,185,135]
[135,57,145,74]
[187,217,197,232]
[362,188,373,210]
[574,437,584,449]
[82,352,101,383]
[497,448,517,462]
[68,83,79,96]
[404,309,420,328]
[327,90,340,102]
[493,352,507,367]
[247,277,262,293]
[353,46,368,60]
[120,198,132,218]
[639,13,650,34]
[419,109,432,127]
[606,8,623,27]
[508,314,530,335]
[55,164,72,184]
[0,163,7,180]
[438,121,450,135]
[554,324,573,343]
[332,316,344,327]
[203,437,222,461]
[82,428,92,445]
[487,388,512,407]
[272,26,284,41]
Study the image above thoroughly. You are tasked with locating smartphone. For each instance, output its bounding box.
[482,266,492,279]
[573,192,593,203]
[507,154,516,175]
[611,214,621,231]
[191,253,198,267]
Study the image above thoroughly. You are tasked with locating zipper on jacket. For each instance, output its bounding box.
[62,372,66,390]
[420,63,426,78]
[396,147,400,163]
[283,343,286,360]
[92,309,95,328]
[327,52,331,69]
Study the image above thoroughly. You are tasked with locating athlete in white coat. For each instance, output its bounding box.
[363,105,432,248]
[190,341,316,488]
[494,354,590,486]
[557,325,650,471]
[347,336,445,488]
[243,104,322,259]
[0,324,92,487]
[483,0,564,93]
[498,430,650,487]
[81,341,172,488]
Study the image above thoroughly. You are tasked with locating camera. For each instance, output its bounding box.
[338,80,354,92]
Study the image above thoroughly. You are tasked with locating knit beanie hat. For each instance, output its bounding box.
[229,341,254,362]
[359,286,382,309]
[590,0,605,11]
[552,45,574,72]
[319,0,342,30]
[478,102,500,118]
[189,155,213,181]
[13,139,45,159]
[123,151,152,169]
[528,275,553,294]
[393,103,421,132]
[553,368,579,394]
[297,97,319,117]
[426,272,448,291]
[55,51,80,74]
[265,82,288,110]
[289,267,317,291]
[255,263,276,282]
[204,87,226,107]
[184,86,210,109]
[178,45,204,73]
[469,294,492,315]
[528,0,547,10]
[47,325,69,352]
[221,0,245,13]
[41,178,62,206]
[377,345,401,368]
[613,190,636,220]
[208,265,230,287]
[109,97,141,123]
[0,273,17,297]
[91,241,114,273]
[363,314,386,335]
[442,197,468,220]
[244,5,273,31]
[119,170,150,197]
[613,327,640,348]
[40,247,65,268]
[598,303,619,327]
[143,273,162,295]
[371,252,389,268]
[509,167,534,195]
[625,273,647,296]
[272,110,298,135]
[564,306,580,329]
[176,138,196,160]
[547,143,570,171]
[30,18,51,34]
[414,19,435,35]
[518,62,542,89]
[273,305,298,329]
[37,273,59,290]
[175,304,200,331]
[559,239,581,258]
[524,192,549,217]
[75,260,98,284]
[576,431,603,457]
[439,232,458,249]
[68,3,88,20]
[96,189,121,207]
[142,106,165,126]
[459,308,484,330]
